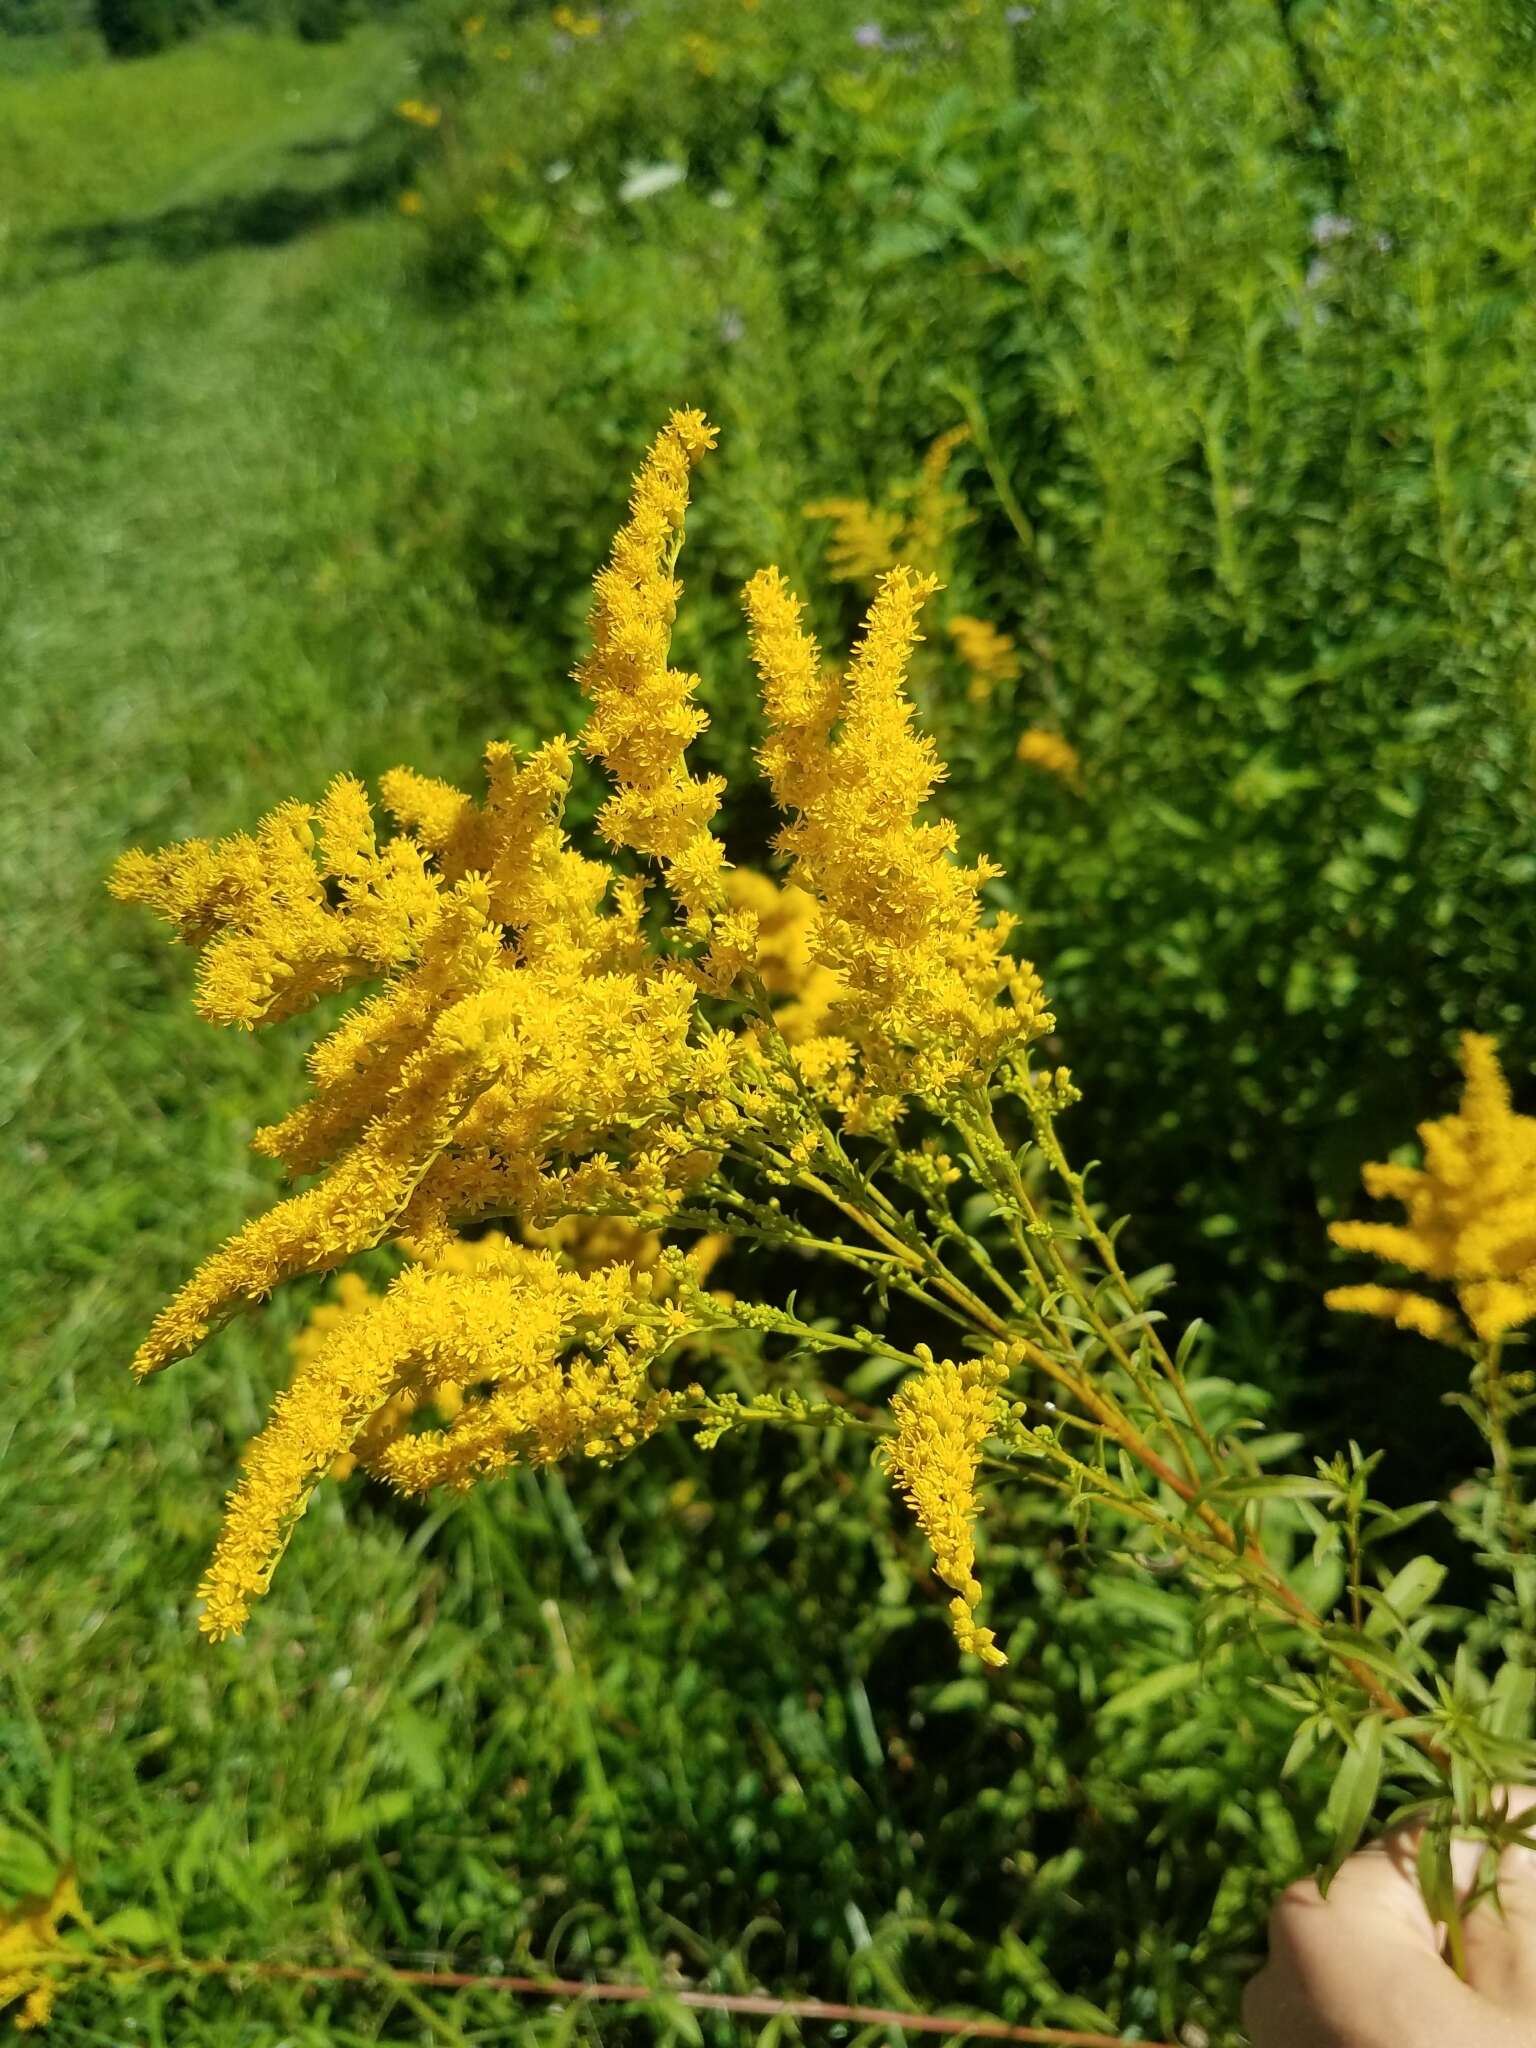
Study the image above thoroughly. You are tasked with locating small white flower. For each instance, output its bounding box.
[1310,210,1355,246]
[619,161,687,204]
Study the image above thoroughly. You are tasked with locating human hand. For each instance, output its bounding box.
[1244,1793,1536,2047]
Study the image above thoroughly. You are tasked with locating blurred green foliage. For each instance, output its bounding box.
[7,1,1536,2041]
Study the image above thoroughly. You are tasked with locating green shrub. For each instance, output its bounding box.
[93,0,193,53]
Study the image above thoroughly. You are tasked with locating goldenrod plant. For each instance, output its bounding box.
[111,416,1536,1940]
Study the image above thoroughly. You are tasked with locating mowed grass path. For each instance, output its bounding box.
[0,36,937,2045]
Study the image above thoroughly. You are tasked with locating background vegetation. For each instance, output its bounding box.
[5,1,1536,2041]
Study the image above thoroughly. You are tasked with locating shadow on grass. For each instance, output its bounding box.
[21,132,412,284]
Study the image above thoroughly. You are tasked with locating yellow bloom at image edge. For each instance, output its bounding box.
[0,1868,82,2031]
[1328,1032,1536,1344]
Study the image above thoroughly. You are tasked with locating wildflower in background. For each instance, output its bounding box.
[1328,1032,1536,1344]
[1310,211,1355,245]
[804,427,969,593]
[551,4,602,35]
[947,613,1020,702]
[461,12,483,32]
[724,869,842,1043]
[1015,726,1083,792]
[904,424,970,573]
[882,1351,1008,1666]
[396,99,442,129]
[617,161,687,204]
[684,31,720,76]
[801,498,904,587]
[398,191,424,217]
[853,21,887,49]
[0,1868,82,2031]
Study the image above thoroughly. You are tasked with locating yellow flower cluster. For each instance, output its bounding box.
[882,1352,1007,1667]
[803,425,970,593]
[113,410,1046,1639]
[305,1222,732,1480]
[948,614,1021,702]
[200,1238,681,1639]
[396,98,442,128]
[0,1869,80,2032]
[1015,727,1083,792]
[744,563,1051,1124]
[112,706,734,1385]
[296,1262,467,1484]
[1328,1033,1536,1345]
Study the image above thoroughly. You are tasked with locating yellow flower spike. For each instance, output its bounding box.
[748,564,1046,1125]
[1328,1032,1536,1345]
[904,423,971,573]
[882,1356,1006,1667]
[109,778,441,1030]
[576,409,727,935]
[1323,1284,1465,1348]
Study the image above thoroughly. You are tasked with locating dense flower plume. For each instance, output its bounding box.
[881,1350,1009,1667]
[112,412,1046,1645]
[1328,1033,1536,1345]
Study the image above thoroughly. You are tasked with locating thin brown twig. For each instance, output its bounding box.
[15,1950,1178,2046]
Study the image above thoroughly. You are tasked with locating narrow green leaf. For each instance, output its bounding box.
[1320,1626,1433,1698]
[1097,1659,1204,1723]
[1361,1501,1438,1546]
[1365,1555,1447,1637]
[1202,1473,1337,1505]
[1281,1714,1324,1781]
[1416,1827,1457,1928]
[96,1906,166,1950]
[1490,1663,1536,1741]
[1322,1717,1384,1885]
